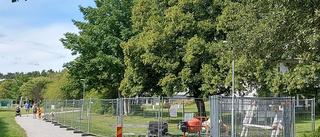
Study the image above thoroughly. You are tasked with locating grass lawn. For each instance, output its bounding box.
[0,108,26,137]
[295,115,320,137]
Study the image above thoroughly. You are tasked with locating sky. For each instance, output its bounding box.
[0,0,96,74]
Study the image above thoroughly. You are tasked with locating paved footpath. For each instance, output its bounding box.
[15,114,83,137]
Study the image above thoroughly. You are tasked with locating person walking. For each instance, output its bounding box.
[32,103,37,119]
[25,101,30,117]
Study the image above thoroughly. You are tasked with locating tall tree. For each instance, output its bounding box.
[217,0,320,97]
[121,0,226,117]
[60,0,135,99]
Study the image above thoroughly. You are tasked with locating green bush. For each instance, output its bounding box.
[184,99,195,106]
[91,101,105,115]
[105,106,115,115]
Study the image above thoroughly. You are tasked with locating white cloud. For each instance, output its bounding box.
[0,0,96,74]
[0,22,79,74]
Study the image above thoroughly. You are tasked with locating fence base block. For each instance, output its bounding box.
[59,125,68,128]
[73,130,82,134]
[66,128,74,130]
[82,133,96,136]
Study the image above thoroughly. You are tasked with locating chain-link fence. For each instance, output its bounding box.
[210,96,297,137]
[44,98,118,136]
[43,96,315,137]
[295,98,315,135]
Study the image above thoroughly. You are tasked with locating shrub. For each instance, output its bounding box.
[90,101,105,115]
[184,99,195,106]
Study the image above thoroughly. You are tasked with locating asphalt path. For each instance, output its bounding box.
[15,114,83,137]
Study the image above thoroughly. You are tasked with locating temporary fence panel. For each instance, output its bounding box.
[210,96,295,137]
[43,96,315,137]
[68,99,82,133]
[119,97,163,136]
[0,100,13,108]
[88,98,118,136]
[295,98,315,134]
[161,97,210,136]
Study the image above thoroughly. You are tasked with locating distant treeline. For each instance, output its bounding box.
[0,69,60,79]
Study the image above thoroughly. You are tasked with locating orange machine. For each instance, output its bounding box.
[178,115,207,137]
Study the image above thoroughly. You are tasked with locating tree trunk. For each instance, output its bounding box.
[195,98,206,117]
[124,98,128,115]
[127,99,131,115]
[193,84,206,117]
[123,98,131,116]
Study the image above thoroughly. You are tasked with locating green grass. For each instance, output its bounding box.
[0,108,26,137]
[295,115,320,137]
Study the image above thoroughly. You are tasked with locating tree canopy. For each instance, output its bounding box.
[19,76,51,103]
[121,0,227,98]
[217,0,320,97]
[60,0,135,99]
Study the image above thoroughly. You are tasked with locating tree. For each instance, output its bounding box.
[121,0,227,117]
[9,74,29,102]
[60,0,135,99]
[217,0,320,97]
[0,80,13,99]
[20,77,51,102]
[43,70,76,99]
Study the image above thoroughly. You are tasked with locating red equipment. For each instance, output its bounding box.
[178,115,207,137]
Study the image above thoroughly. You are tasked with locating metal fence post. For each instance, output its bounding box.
[58,100,61,124]
[116,98,119,126]
[87,98,92,134]
[72,99,74,128]
[157,96,161,137]
[64,99,67,126]
[54,100,57,122]
[120,98,123,126]
[112,100,114,118]
[159,97,163,137]
[44,99,47,120]
[182,99,184,121]
[292,98,295,137]
[210,95,219,137]
[79,99,82,132]
[312,98,315,132]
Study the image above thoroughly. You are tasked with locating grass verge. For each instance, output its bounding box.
[295,115,320,137]
[0,108,26,137]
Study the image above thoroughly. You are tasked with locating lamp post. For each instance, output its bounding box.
[231,59,235,137]
[224,40,235,137]
[81,79,86,101]
[80,79,86,119]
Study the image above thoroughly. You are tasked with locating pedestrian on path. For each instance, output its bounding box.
[33,103,37,119]
[25,101,30,117]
